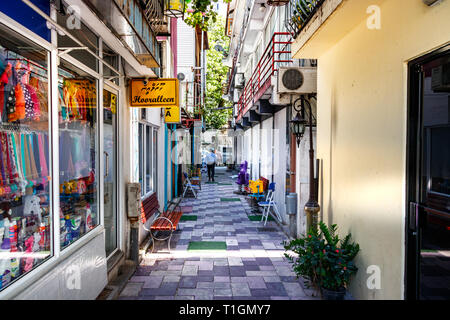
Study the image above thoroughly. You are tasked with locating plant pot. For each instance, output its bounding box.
[321,287,346,300]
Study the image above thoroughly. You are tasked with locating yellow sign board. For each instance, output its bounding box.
[130,78,179,107]
[164,106,181,123]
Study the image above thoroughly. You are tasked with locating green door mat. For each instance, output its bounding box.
[220,198,241,202]
[180,215,198,221]
[248,215,275,221]
[205,181,218,184]
[218,183,232,185]
[187,241,227,251]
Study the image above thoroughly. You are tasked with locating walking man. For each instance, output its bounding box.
[206,148,217,182]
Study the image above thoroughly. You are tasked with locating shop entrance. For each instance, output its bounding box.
[406,45,450,299]
[103,87,118,257]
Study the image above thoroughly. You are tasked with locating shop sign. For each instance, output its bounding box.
[164,106,181,123]
[130,78,179,107]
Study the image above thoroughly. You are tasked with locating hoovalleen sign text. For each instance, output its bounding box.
[130,78,179,107]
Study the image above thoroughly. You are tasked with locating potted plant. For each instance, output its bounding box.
[284,221,360,300]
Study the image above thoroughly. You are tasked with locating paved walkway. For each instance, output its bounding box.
[118,167,320,300]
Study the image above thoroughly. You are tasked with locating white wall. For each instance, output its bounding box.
[273,109,287,221]
[260,118,273,179]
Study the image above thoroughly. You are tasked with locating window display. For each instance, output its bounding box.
[58,73,98,248]
[0,45,51,290]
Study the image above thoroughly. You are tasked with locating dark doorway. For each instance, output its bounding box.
[406,45,450,300]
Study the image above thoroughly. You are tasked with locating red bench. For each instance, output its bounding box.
[140,193,183,253]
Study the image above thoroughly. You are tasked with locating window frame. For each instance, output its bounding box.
[138,117,158,199]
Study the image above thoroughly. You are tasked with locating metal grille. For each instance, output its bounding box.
[285,0,325,39]
[142,0,168,35]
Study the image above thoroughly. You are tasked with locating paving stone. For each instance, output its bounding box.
[142,276,164,288]
[213,266,230,276]
[231,282,251,296]
[263,276,281,282]
[179,276,198,288]
[214,276,231,282]
[255,257,273,266]
[120,282,143,297]
[175,296,195,300]
[178,288,213,297]
[228,257,243,266]
[197,275,214,282]
[214,288,232,296]
[266,282,288,296]
[140,282,178,296]
[182,265,199,276]
[231,276,247,283]
[282,282,305,297]
[270,296,290,300]
[163,275,181,282]
[128,276,148,283]
[229,266,246,276]
[198,270,215,276]
[246,271,278,277]
[154,296,175,300]
[247,276,267,289]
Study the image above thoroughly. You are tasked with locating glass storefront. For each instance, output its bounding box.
[58,71,99,249]
[0,35,51,290]
[103,89,117,257]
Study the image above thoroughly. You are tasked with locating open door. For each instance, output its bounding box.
[406,46,450,299]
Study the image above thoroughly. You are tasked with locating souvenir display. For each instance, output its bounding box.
[0,47,51,290]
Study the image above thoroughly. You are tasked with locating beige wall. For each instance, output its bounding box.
[293,0,450,299]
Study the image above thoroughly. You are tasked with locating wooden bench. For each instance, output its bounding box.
[140,193,183,253]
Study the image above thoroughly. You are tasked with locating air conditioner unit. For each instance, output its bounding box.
[277,67,317,94]
[235,73,245,89]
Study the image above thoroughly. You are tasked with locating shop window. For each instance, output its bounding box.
[138,121,157,197]
[58,62,98,249]
[0,32,51,291]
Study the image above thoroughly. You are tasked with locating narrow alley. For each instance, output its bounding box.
[118,167,318,300]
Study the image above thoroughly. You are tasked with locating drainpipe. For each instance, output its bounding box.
[164,124,168,210]
[175,124,178,196]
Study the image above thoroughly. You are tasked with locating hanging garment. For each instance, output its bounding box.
[0,134,6,186]
[0,133,10,185]
[23,84,35,120]
[31,133,41,180]
[10,84,26,122]
[37,134,48,183]
[11,133,24,193]
[58,85,67,121]
[29,77,48,118]
[8,133,19,184]
[6,86,16,122]
[27,134,39,183]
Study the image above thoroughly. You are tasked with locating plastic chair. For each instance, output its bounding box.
[258,182,282,225]
[182,172,200,198]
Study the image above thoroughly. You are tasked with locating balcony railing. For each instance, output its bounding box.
[285,0,325,39]
[236,32,292,122]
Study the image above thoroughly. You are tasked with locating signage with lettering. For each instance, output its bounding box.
[164,106,181,123]
[130,78,179,107]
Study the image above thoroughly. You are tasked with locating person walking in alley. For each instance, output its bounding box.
[206,148,217,182]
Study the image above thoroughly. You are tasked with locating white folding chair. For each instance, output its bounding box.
[182,172,200,198]
[258,183,282,226]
